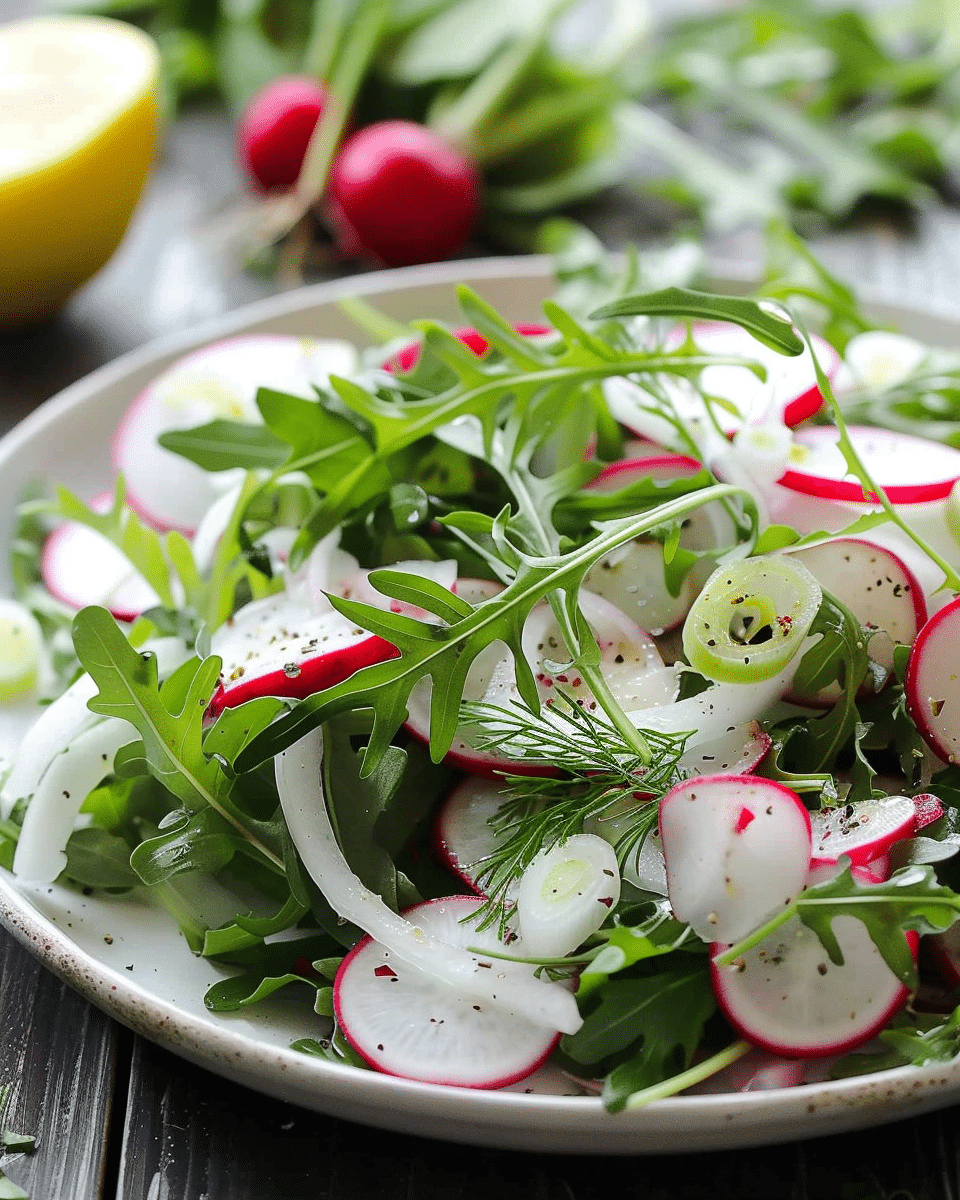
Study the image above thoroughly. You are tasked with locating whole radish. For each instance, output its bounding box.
[328,119,481,267]
[237,75,330,192]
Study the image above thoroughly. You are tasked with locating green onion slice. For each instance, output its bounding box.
[682,557,822,684]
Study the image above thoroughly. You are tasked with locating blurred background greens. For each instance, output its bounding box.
[47,0,960,264]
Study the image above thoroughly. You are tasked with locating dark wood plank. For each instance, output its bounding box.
[0,932,116,1200]
[118,1033,960,1200]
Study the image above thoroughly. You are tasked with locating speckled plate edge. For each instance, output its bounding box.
[1,255,959,1155]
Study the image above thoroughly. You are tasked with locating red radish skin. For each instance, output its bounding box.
[906,597,960,763]
[710,865,918,1058]
[41,491,162,622]
[333,896,561,1088]
[912,792,945,831]
[237,76,330,192]
[329,120,481,267]
[387,323,551,373]
[206,595,398,716]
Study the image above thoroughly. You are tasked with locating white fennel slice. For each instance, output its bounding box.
[1,636,188,819]
[333,896,562,1089]
[13,716,132,883]
[276,729,582,1036]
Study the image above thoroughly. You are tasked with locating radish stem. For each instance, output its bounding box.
[624,1040,752,1108]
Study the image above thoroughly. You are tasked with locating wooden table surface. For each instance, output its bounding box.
[6,14,960,1199]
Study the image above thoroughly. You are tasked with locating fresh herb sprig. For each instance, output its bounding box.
[458,696,690,924]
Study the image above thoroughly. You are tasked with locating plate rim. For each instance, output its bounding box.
[2,254,959,1154]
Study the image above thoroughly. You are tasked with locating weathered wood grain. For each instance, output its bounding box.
[0,932,115,1200]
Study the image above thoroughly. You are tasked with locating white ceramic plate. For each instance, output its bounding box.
[2,256,960,1155]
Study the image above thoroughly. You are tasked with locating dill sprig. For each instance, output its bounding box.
[458,697,691,929]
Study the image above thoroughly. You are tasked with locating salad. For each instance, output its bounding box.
[6,223,960,1113]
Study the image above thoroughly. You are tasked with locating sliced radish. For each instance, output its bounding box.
[583,724,771,896]
[433,774,509,893]
[514,834,620,959]
[779,424,960,508]
[405,589,677,775]
[333,896,561,1088]
[520,592,677,713]
[276,729,582,1035]
[677,721,771,777]
[809,794,917,870]
[604,322,839,445]
[207,592,397,715]
[786,537,926,704]
[41,491,163,622]
[581,454,725,636]
[659,774,812,944]
[113,334,358,534]
[771,425,960,604]
[589,454,728,554]
[711,864,917,1058]
[906,596,960,763]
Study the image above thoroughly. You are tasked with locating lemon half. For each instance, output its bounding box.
[0,15,162,328]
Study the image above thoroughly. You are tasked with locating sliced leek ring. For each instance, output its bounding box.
[682,557,821,684]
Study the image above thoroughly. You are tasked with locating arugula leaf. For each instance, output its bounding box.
[718,863,960,989]
[771,591,870,778]
[238,481,748,775]
[63,825,140,889]
[592,287,804,355]
[561,961,715,1113]
[73,608,285,872]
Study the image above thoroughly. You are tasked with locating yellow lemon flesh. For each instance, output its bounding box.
[0,16,162,328]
